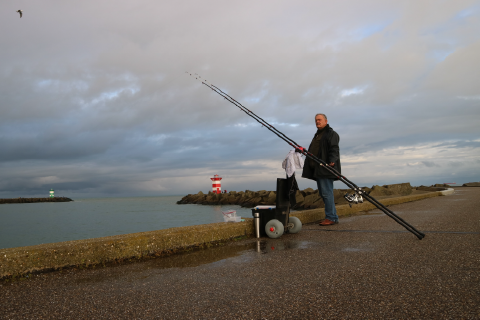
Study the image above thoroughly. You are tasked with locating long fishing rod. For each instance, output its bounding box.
[187,73,425,240]
[208,83,424,240]
[207,83,424,239]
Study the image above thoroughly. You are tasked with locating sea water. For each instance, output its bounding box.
[0,196,254,249]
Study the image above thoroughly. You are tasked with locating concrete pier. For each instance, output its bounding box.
[1,187,479,319]
[1,189,441,279]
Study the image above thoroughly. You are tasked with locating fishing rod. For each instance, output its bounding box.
[187,73,425,240]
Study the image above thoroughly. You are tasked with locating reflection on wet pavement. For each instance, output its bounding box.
[254,239,311,253]
[73,243,255,284]
[73,239,313,285]
[142,239,313,269]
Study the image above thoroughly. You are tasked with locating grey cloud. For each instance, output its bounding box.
[447,161,464,167]
[421,161,439,168]
[435,140,480,149]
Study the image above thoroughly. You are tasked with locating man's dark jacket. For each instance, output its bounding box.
[301,124,341,181]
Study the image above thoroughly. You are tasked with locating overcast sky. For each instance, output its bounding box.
[1,1,479,198]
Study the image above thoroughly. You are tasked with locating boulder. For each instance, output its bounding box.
[385,183,412,195]
[333,189,348,205]
[303,193,320,208]
[244,190,254,197]
[218,197,231,204]
[294,190,305,206]
[257,190,268,196]
[195,193,207,200]
[369,183,412,196]
[369,185,393,196]
[265,191,276,204]
[303,188,316,195]
[360,187,372,194]
[241,196,262,208]
[310,197,324,209]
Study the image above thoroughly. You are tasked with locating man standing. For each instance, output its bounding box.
[302,113,341,225]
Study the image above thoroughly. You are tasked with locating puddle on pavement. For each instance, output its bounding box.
[148,242,255,269]
[205,240,312,268]
[254,239,311,254]
[72,239,311,284]
[145,239,312,270]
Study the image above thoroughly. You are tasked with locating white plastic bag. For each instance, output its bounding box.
[222,209,241,222]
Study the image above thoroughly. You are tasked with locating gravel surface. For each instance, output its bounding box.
[1,187,479,319]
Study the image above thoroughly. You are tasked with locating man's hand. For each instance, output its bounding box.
[329,162,335,166]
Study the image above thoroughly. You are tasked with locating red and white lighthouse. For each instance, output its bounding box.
[210,174,222,194]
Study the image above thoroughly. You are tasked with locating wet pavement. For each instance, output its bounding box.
[1,187,479,319]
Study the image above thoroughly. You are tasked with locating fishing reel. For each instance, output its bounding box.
[344,191,364,207]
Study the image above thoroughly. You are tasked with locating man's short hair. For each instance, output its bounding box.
[315,113,327,120]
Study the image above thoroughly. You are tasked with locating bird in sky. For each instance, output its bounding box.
[17,10,23,18]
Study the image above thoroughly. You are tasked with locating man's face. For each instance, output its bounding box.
[315,115,328,129]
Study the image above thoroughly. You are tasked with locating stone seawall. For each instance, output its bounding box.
[1,221,255,280]
[177,183,414,210]
[0,197,73,204]
[0,189,444,280]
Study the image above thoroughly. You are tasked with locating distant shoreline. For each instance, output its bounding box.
[0,197,73,204]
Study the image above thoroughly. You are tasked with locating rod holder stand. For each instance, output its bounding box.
[254,212,260,238]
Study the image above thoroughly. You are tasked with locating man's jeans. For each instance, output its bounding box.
[316,178,338,222]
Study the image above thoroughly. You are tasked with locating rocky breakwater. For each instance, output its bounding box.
[177,183,414,210]
[177,190,278,208]
[418,182,480,188]
[0,197,73,204]
[462,182,480,187]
